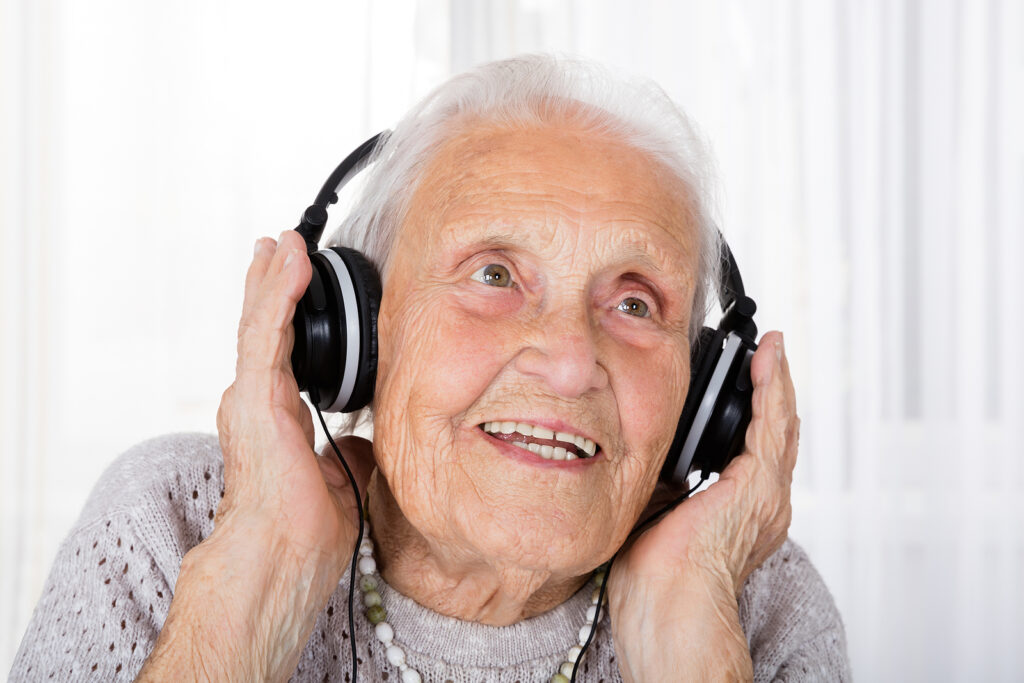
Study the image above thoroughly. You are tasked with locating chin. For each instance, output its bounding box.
[448,495,611,575]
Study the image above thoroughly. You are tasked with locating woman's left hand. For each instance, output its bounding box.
[607,330,799,682]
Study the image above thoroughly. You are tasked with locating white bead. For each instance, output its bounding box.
[579,624,594,645]
[566,645,583,663]
[585,604,598,623]
[375,621,394,644]
[386,644,406,667]
[357,555,377,575]
[560,661,576,677]
[401,669,422,683]
[359,539,374,556]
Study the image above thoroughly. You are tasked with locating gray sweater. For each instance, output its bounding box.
[10,433,851,681]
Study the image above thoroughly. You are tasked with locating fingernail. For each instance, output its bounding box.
[284,249,297,269]
[254,238,267,257]
[774,336,784,362]
[279,230,291,242]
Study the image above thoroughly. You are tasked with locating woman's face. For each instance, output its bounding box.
[373,120,699,576]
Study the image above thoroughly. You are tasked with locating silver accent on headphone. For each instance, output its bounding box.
[675,332,744,480]
[320,249,361,413]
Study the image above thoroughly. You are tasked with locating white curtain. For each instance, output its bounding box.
[2,1,1021,679]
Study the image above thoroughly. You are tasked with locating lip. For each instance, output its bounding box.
[478,417,601,449]
[477,428,601,469]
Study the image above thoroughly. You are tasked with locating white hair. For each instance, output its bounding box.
[328,54,723,347]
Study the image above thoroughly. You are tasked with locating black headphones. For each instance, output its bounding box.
[291,132,759,487]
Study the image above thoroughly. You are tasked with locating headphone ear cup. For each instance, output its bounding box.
[292,255,341,403]
[290,246,381,413]
[329,246,381,412]
[694,342,754,474]
[660,327,724,487]
[660,327,756,487]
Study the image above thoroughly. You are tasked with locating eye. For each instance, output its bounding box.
[472,263,514,288]
[617,297,650,318]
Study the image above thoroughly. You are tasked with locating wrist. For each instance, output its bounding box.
[610,565,752,683]
[139,515,344,682]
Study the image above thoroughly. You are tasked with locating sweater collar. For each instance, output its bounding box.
[375,573,595,669]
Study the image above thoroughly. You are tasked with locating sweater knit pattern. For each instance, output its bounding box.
[10,433,851,681]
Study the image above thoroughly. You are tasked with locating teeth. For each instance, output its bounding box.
[532,426,554,440]
[482,421,599,460]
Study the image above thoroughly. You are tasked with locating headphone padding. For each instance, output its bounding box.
[329,247,381,412]
[692,343,754,474]
[660,326,724,486]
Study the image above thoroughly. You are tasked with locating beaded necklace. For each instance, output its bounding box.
[355,519,606,683]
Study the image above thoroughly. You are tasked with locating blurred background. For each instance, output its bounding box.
[2,0,1021,679]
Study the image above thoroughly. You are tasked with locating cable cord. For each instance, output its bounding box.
[311,396,365,683]
[569,474,708,683]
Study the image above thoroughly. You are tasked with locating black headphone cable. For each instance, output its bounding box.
[311,393,365,683]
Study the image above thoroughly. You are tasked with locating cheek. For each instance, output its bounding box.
[376,290,518,440]
[372,290,524,537]
[610,341,690,464]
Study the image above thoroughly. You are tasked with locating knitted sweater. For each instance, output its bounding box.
[10,433,851,681]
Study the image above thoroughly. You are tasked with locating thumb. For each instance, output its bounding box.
[318,435,375,501]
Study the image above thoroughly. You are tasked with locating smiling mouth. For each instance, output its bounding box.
[479,421,600,461]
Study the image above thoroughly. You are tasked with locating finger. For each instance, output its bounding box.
[764,335,799,473]
[237,238,312,375]
[741,332,795,477]
[266,229,309,279]
[750,331,793,425]
[243,237,276,314]
[775,334,797,417]
[259,231,312,329]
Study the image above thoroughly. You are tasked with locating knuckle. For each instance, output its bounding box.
[216,387,236,428]
[218,384,236,411]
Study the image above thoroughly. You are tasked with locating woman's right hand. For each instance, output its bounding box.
[214,230,373,570]
[138,231,374,682]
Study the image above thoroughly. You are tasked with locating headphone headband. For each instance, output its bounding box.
[296,131,390,253]
[716,241,757,341]
[296,130,755,340]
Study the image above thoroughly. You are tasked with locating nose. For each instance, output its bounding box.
[513,305,609,398]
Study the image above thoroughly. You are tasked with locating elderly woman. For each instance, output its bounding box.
[12,56,848,681]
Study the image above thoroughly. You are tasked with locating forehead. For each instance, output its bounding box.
[404,120,699,272]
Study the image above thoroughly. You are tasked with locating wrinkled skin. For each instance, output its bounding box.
[139,118,797,683]
[367,122,697,622]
